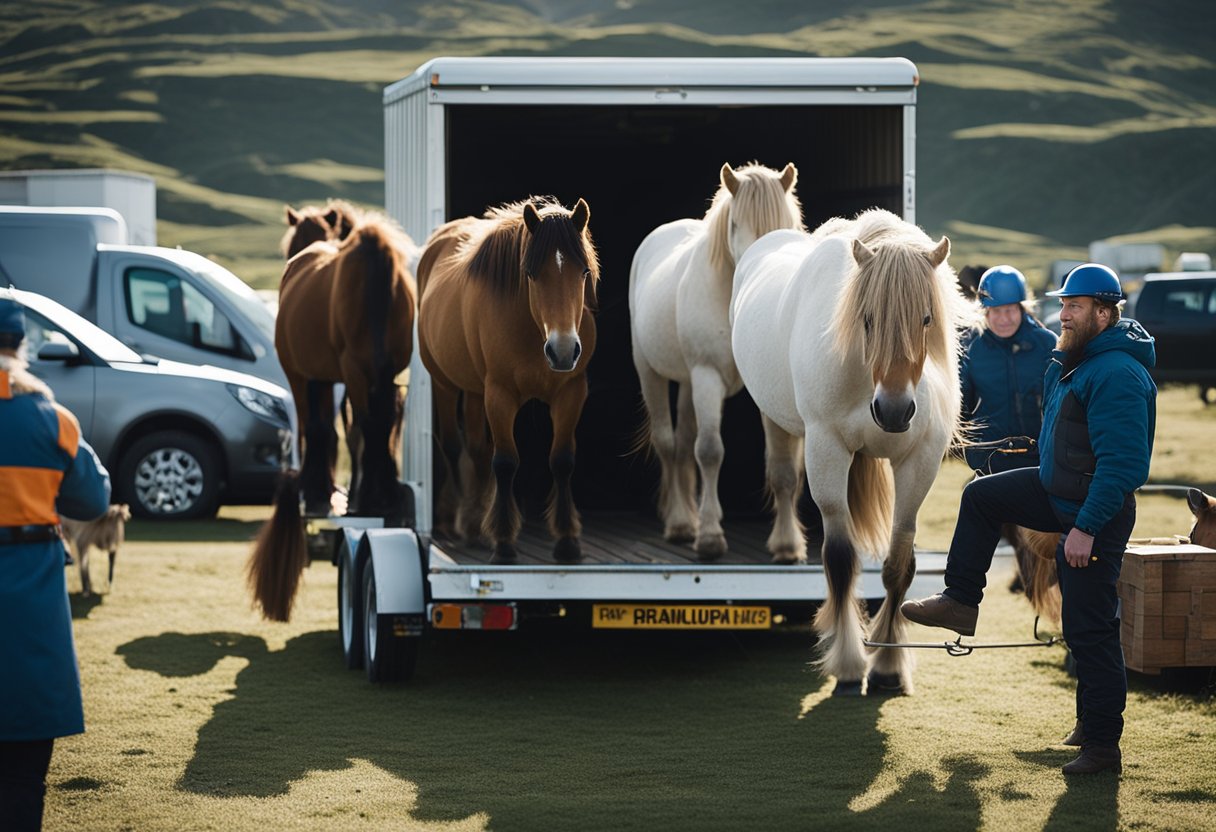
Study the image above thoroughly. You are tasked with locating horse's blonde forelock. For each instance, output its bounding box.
[706,163,804,272]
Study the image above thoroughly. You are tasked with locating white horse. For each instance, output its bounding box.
[731,209,972,695]
[629,162,803,560]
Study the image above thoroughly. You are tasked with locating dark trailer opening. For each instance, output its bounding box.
[385,57,917,565]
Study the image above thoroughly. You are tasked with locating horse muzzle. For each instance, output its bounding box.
[870,396,915,433]
[544,333,582,373]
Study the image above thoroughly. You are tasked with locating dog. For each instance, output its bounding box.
[61,504,131,597]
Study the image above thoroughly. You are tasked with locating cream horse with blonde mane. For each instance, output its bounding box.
[630,162,803,560]
[731,208,973,695]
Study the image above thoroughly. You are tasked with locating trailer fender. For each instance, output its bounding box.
[339,527,366,571]
[362,528,426,615]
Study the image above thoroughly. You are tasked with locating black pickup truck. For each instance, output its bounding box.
[1130,271,1216,402]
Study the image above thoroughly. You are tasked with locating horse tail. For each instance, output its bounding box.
[1012,527,1062,623]
[246,471,309,622]
[846,452,893,558]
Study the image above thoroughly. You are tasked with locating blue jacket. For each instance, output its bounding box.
[1038,319,1157,535]
[960,314,1058,471]
[1,361,110,741]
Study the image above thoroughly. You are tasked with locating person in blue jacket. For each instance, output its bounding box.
[0,296,110,831]
[961,266,1058,473]
[903,264,1156,776]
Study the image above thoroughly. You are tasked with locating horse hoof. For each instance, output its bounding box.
[553,537,582,563]
[664,523,696,544]
[832,679,864,697]
[866,670,906,697]
[490,544,518,564]
[769,547,806,565]
[695,534,727,561]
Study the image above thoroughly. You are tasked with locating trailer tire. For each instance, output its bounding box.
[362,561,418,683]
[338,554,364,670]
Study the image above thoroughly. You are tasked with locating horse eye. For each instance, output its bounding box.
[864,315,873,333]
[923,314,932,327]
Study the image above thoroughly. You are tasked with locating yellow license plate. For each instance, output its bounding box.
[592,604,771,630]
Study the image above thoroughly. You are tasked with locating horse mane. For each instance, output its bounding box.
[704,163,803,273]
[828,209,977,445]
[459,196,600,302]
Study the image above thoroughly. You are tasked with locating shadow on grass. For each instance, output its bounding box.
[124,516,265,544]
[117,626,991,830]
[69,592,103,620]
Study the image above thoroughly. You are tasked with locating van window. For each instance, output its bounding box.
[124,268,250,357]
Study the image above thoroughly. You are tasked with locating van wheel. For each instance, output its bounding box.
[362,562,418,683]
[118,430,221,519]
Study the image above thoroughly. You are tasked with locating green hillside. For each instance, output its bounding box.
[1,0,1213,288]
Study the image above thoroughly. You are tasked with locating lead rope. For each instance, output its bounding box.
[864,616,1062,656]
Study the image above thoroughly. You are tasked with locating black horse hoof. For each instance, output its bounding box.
[832,679,864,697]
[553,537,582,563]
[866,670,906,696]
[490,543,518,564]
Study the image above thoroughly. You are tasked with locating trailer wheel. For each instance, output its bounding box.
[338,554,364,670]
[362,562,418,683]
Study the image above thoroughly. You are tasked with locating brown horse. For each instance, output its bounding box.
[956,264,989,302]
[1188,488,1216,547]
[281,199,360,258]
[248,213,416,621]
[416,197,599,564]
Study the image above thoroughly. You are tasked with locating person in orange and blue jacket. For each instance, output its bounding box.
[0,296,110,832]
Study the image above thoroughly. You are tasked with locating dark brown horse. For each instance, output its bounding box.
[281,199,360,259]
[248,214,416,621]
[1189,488,1216,548]
[956,264,990,302]
[416,197,599,564]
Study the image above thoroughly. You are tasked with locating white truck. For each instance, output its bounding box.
[0,168,158,245]
[323,56,948,682]
[0,204,285,388]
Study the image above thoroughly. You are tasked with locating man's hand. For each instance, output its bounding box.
[1064,527,1095,568]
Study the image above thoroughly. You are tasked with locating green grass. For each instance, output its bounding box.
[49,385,1216,831]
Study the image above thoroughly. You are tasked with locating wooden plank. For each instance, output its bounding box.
[1119,556,1145,590]
[1162,561,1216,592]
[1162,616,1188,639]
[1132,611,1162,641]
[1185,639,1216,665]
[1163,591,1194,616]
[1136,638,1186,667]
[1142,561,1162,595]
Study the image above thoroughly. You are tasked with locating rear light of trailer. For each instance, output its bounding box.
[430,603,518,631]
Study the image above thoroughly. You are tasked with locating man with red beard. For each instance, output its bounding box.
[903,263,1156,776]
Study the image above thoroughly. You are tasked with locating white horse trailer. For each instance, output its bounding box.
[326,56,948,682]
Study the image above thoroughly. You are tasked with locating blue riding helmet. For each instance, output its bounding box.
[1047,263,1123,302]
[977,265,1027,307]
[0,297,26,340]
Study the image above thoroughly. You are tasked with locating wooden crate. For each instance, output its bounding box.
[1118,543,1216,674]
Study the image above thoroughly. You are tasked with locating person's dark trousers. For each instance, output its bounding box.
[941,466,1135,747]
[0,739,54,832]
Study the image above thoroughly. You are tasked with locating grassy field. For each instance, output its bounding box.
[47,385,1216,831]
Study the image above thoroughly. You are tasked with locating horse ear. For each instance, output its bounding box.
[780,163,797,192]
[721,163,740,196]
[929,236,951,267]
[1189,488,1213,516]
[852,238,876,266]
[523,202,541,234]
[571,198,590,233]
[324,208,340,227]
[286,206,299,226]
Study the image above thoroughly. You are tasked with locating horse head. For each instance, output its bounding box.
[714,162,801,268]
[281,201,360,259]
[521,198,597,372]
[849,235,951,433]
[1189,488,1216,549]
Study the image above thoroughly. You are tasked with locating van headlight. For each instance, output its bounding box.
[227,384,291,427]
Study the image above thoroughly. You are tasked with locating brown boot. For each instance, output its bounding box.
[1062,745,1122,775]
[900,593,978,637]
[1061,719,1084,747]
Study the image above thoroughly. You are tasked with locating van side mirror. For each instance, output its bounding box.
[37,341,80,362]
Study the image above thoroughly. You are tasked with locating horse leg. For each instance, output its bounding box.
[673,381,699,539]
[357,367,404,516]
[806,439,868,695]
[482,385,522,564]
[547,377,588,563]
[690,365,728,560]
[762,415,806,564]
[431,377,462,537]
[637,362,695,542]
[77,542,91,597]
[460,391,493,543]
[301,380,336,515]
